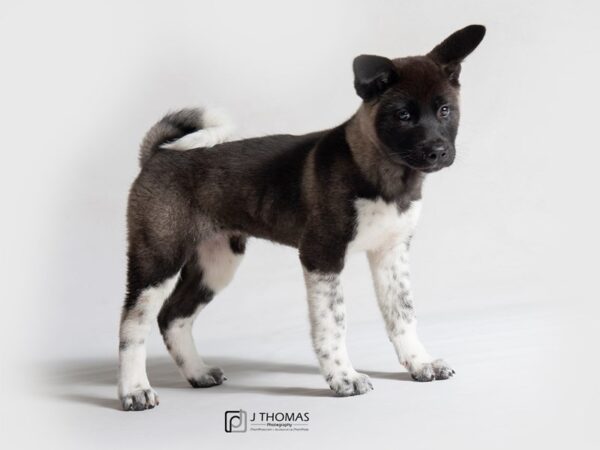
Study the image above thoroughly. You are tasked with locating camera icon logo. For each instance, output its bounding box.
[224,410,247,433]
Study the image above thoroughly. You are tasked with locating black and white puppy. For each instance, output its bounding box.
[118,25,486,411]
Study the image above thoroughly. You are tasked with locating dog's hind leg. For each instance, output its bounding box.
[158,233,246,388]
[118,254,183,411]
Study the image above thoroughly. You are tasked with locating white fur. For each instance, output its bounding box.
[197,234,244,292]
[347,199,422,254]
[118,273,180,407]
[162,233,243,383]
[163,309,211,378]
[368,243,432,373]
[300,199,430,392]
[303,270,372,395]
[359,199,451,378]
[161,108,235,150]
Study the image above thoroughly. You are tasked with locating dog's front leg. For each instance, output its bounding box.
[302,269,373,396]
[368,240,455,381]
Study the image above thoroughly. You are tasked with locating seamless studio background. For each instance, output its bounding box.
[1,1,599,449]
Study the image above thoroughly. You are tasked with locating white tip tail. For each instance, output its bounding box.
[161,108,235,151]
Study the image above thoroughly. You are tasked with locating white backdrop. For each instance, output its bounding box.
[1,1,599,449]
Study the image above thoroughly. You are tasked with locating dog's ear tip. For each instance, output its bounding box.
[465,24,487,42]
[466,24,486,34]
[428,24,486,66]
[352,54,395,82]
[353,54,391,71]
[352,54,369,71]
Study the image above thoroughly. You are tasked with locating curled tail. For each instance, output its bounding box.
[139,107,234,167]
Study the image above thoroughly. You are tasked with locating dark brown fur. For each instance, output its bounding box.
[125,25,486,307]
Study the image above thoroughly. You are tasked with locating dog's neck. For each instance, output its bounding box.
[345,105,424,206]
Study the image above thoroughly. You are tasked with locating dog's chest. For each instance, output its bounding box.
[347,198,422,254]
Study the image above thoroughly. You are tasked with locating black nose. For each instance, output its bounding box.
[426,144,448,163]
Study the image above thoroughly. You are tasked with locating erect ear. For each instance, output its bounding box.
[428,24,486,85]
[352,54,398,101]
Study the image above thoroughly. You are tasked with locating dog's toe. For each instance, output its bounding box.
[431,359,455,380]
[409,359,455,382]
[120,388,159,411]
[410,364,435,382]
[328,371,373,396]
[188,366,226,388]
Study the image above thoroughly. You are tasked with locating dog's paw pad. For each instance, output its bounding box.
[120,388,159,411]
[432,359,455,380]
[188,367,225,388]
[327,372,373,396]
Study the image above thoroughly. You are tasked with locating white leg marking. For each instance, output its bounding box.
[368,240,454,381]
[118,273,179,410]
[162,234,244,387]
[163,307,225,387]
[303,269,373,396]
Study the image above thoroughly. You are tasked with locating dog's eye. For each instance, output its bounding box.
[439,105,450,118]
[395,109,411,121]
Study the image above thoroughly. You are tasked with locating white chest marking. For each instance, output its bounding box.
[347,198,422,254]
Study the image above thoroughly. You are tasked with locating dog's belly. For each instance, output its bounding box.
[347,198,422,254]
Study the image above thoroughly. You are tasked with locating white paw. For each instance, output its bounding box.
[326,371,373,396]
[409,359,455,382]
[120,388,159,411]
[431,359,455,380]
[187,366,226,388]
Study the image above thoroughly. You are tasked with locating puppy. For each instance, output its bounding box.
[118,25,486,411]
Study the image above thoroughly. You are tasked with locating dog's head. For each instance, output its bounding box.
[352,25,485,173]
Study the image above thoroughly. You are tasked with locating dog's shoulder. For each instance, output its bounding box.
[308,124,379,200]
